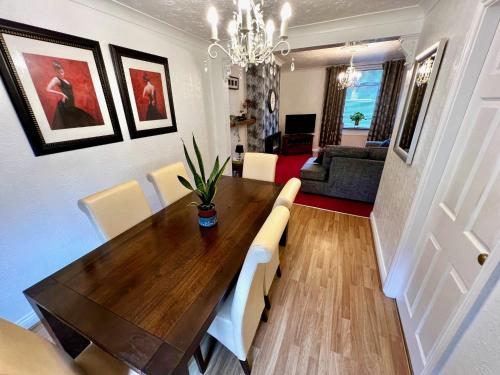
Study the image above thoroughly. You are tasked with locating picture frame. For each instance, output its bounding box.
[0,18,122,156]
[109,45,177,139]
[228,75,239,90]
[394,39,447,165]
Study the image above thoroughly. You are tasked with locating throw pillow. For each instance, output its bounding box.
[313,148,324,164]
[381,139,390,147]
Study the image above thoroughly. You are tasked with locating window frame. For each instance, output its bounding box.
[342,64,384,131]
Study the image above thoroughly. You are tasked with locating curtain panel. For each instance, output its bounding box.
[319,65,348,147]
[368,59,406,141]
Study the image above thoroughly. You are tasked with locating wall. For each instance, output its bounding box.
[371,0,481,274]
[228,65,248,159]
[246,64,280,151]
[341,129,369,147]
[0,0,217,327]
[279,68,326,151]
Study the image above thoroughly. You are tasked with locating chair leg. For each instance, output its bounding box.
[261,309,268,322]
[239,359,252,375]
[264,295,271,310]
[276,265,282,278]
[194,345,207,374]
[279,224,288,246]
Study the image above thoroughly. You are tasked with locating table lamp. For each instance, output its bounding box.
[235,144,244,160]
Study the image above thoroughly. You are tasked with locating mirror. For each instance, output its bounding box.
[395,39,447,164]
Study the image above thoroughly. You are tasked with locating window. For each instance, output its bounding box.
[342,69,383,129]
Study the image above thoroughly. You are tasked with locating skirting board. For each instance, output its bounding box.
[370,212,387,283]
[16,311,39,329]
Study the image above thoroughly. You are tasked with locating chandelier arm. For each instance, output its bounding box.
[256,40,290,63]
[208,42,233,60]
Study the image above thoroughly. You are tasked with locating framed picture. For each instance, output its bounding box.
[394,39,447,165]
[228,75,239,90]
[109,45,177,139]
[0,18,122,156]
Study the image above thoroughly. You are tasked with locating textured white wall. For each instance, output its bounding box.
[372,0,481,273]
[279,68,326,150]
[440,279,500,375]
[0,0,218,326]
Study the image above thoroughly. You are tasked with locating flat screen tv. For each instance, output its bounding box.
[285,114,316,134]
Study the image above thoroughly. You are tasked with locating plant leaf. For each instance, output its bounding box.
[208,156,230,203]
[177,175,195,191]
[182,139,205,192]
[192,134,206,184]
[207,156,220,187]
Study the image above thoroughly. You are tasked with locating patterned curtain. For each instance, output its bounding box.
[319,65,348,146]
[368,59,406,141]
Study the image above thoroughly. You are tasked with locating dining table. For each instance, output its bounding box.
[24,176,281,375]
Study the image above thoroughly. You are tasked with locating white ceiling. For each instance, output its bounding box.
[279,40,405,69]
[112,0,420,39]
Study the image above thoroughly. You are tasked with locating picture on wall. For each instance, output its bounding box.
[109,45,177,139]
[0,18,122,156]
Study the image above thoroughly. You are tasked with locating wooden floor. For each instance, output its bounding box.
[34,204,411,375]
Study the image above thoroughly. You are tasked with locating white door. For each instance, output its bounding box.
[397,23,500,374]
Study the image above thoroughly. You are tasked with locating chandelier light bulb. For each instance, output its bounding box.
[265,20,275,46]
[238,0,250,10]
[207,7,219,40]
[281,2,292,20]
[290,57,295,71]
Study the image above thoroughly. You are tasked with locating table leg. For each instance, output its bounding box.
[28,298,89,358]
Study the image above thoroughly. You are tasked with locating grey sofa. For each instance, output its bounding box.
[300,145,388,203]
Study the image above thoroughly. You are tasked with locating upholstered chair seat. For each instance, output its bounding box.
[207,206,290,374]
[147,162,191,207]
[242,152,278,182]
[0,318,137,375]
[78,180,152,240]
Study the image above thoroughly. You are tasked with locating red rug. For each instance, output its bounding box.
[275,154,373,217]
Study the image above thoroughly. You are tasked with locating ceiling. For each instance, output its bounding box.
[279,40,405,69]
[113,0,420,39]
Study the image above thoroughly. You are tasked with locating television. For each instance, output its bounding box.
[285,114,316,134]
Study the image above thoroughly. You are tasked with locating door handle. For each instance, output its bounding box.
[477,253,488,266]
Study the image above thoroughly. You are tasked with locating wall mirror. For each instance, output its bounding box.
[395,39,447,164]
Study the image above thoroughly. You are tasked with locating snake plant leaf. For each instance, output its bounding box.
[182,140,205,191]
[177,175,195,191]
[192,134,206,183]
[208,156,230,200]
[207,156,220,187]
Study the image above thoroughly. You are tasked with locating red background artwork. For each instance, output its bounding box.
[23,53,104,129]
[129,68,167,122]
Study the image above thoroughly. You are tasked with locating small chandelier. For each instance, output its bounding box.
[338,55,362,90]
[207,0,292,68]
[415,56,434,87]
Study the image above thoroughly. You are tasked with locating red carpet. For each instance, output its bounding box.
[275,154,373,217]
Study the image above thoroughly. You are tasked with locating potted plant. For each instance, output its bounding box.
[350,112,365,127]
[177,135,230,228]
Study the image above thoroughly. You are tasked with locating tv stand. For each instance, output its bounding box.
[282,133,313,155]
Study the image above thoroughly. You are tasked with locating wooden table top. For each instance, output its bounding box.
[24,176,281,374]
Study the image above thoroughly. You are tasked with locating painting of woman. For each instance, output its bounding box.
[142,73,164,121]
[46,60,98,129]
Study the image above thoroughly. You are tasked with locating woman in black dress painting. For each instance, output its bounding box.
[142,73,164,121]
[46,60,97,130]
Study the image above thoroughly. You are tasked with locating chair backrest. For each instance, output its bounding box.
[0,318,83,375]
[242,152,278,182]
[231,206,290,359]
[274,177,301,210]
[147,162,191,207]
[78,180,152,240]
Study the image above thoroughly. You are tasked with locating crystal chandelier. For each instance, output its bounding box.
[207,0,292,68]
[337,55,362,90]
[415,56,434,87]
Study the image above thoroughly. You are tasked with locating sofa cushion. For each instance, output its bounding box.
[368,147,388,161]
[329,146,370,159]
[300,157,327,181]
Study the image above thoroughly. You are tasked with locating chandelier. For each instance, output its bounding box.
[206,0,292,68]
[337,55,362,90]
[415,56,434,87]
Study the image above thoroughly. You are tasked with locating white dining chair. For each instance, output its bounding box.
[242,152,278,182]
[147,162,191,207]
[274,177,301,210]
[0,318,137,375]
[207,206,289,374]
[78,180,152,241]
